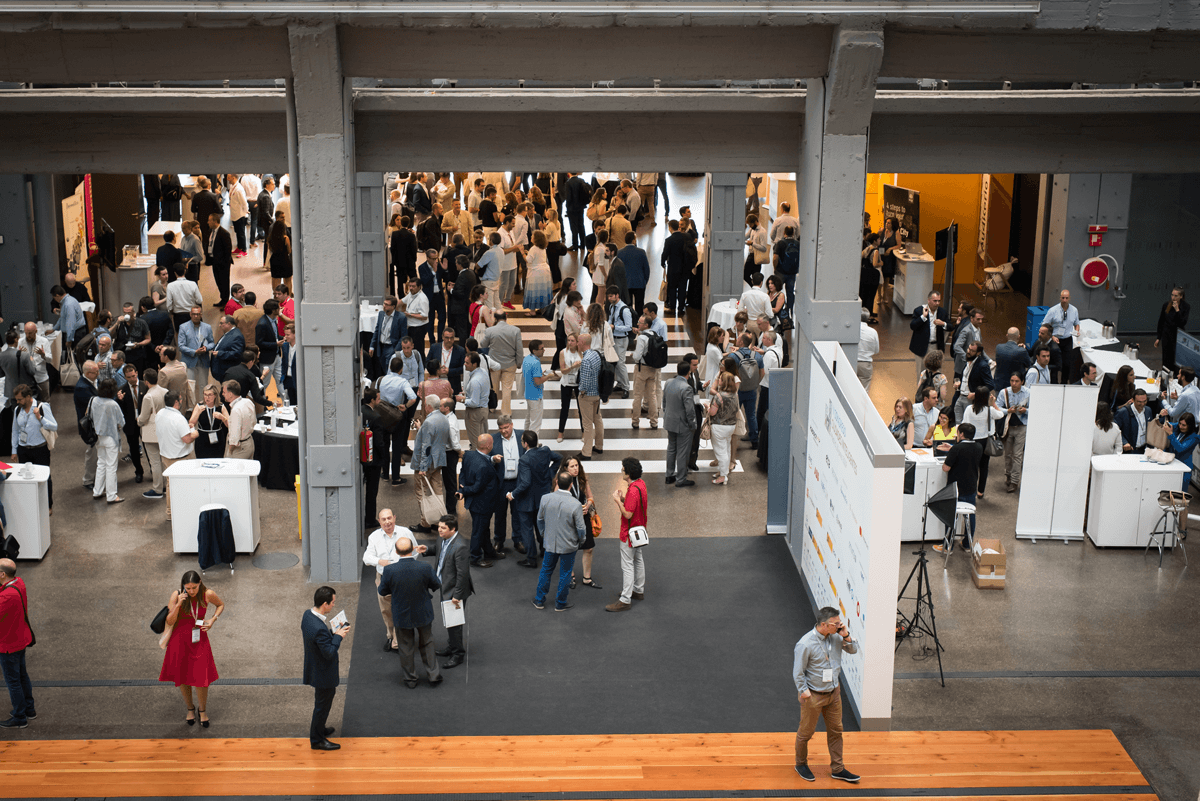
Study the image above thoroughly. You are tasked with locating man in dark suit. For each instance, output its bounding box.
[206,213,234,308]
[509,430,563,565]
[409,174,433,219]
[993,327,1032,387]
[1115,389,1154,454]
[189,177,223,259]
[74,360,100,488]
[225,350,272,408]
[280,324,297,406]
[301,585,349,751]
[421,514,473,669]
[368,296,405,377]
[155,231,184,270]
[117,363,148,485]
[143,173,161,228]
[1027,325,1062,384]
[211,315,245,383]
[378,538,442,688]
[489,417,526,556]
[139,296,176,353]
[427,327,467,396]
[660,220,689,314]
[954,341,995,422]
[564,173,591,250]
[391,219,418,290]
[457,433,501,564]
[909,290,950,374]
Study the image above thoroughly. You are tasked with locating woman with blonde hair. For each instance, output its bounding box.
[889,397,915,450]
[708,372,741,485]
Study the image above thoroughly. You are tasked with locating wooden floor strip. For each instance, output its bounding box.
[0,730,1155,800]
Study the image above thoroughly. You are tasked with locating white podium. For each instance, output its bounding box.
[0,465,52,559]
[1086,454,1190,548]
[163,459,262,554]
[892,251,936,314]
[901,449,949,542]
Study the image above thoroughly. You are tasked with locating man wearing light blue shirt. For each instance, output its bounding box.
[51,286,86,346]
[10,384,57,512]
[477,233,503,310]
[996,372,1030,493]
[458,353,491,449]
[792,607,860,784]
[912,387,941,446]
[1163,366,1200,424]
[176,305,215,391]
[378,358,419,484]
[1042,290,1080,384]
[606,286,632,396]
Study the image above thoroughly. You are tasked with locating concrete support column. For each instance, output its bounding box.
[704,172,750,309]
[31,175,60,321]
[355,172,387,303]
[289,22,363,584]
[1041,173,1130,326]
[785,27,883,554]
[0,175,38,322]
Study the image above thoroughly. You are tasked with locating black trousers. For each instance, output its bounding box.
[391,405,417,479]
[364,462,382,527]
[310,686,336,745]
[690,403,703,467]
[445,598,465,657]
[558,385,578,433]
[629,288,646,317]
[492,479,518,549]
[124,422,144,478]
[666,269,687,313]
[16,443,52,509]
[408,324,430,360]
[212,262,231,304]
[568,210,586,249]
[232,218,248,251]
[442,455,458,511]
[468,506,495,560]
[247,202,259,243]
[428,293,447,340]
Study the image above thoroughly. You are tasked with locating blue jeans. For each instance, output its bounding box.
[0,649,34,723]
[738,389,759,442]
[782,274,796,312]
[534,551,577,609]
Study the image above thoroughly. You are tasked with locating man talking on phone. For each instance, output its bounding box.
[793,607,860,783]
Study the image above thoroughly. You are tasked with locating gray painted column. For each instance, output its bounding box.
[0,175,38,322]
[704,172,750,309]
[289,22,364,584]
[785,28,883,727]
[31,174,60,320]
[355,172,387,303]
[1041,174,1130,327]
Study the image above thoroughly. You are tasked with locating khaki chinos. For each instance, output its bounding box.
[795,688,845,773]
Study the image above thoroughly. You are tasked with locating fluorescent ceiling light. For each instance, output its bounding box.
[0,1,1041,14]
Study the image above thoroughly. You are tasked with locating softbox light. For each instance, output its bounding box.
[926,482,959,529]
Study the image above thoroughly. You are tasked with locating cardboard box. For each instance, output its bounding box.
[971,557,1007,589]
[972,538,1007,568]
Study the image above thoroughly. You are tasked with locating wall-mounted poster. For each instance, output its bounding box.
[882,184,920,241]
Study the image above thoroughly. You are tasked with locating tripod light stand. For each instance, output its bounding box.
[896,481,958,686]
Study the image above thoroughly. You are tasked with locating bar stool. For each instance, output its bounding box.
[941,501,977,569]
[1145,490,1190,567]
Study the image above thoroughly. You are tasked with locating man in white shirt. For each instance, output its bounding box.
[222,379,257,459]
[276,184,292,230]
[497,216,521,309]
[154,389,199,519]
[512,204,530,249]
[739,273,771,321]
[166,263,205,330]
[857,310,880,390]
[240,173,263,245]
[400,277,431,357]
[362,507,419,652]
[757,330,785,436]
[16,322,52,400]
[226,173,250,255]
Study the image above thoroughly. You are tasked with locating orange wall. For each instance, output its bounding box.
[863,173,1014,285]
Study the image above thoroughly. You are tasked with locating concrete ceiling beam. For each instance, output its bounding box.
[0,87,286,112]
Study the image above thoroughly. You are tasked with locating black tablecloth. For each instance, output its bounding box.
[252,429,299,491]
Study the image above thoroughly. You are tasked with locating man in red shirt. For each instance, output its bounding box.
[0,558,35,728]
[606,457,648,612]
[223,284,246,317]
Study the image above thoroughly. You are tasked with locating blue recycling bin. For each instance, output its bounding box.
[1026,306,1050,348]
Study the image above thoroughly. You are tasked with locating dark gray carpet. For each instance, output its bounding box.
[343,535,844,737]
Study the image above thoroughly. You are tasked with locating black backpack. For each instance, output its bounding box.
[642,332,669,369]
[78,397,99,446]
[778,239,800,276]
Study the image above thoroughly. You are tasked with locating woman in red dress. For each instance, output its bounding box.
[159,570,224,727]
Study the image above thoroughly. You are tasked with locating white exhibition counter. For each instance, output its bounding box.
[892,250,936,315]
[1086,454,1190,548]
[902,449,948,542]
[0,464,52,559]
[163,458,262,555]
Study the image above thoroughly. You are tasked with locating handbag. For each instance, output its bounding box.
[418,474,448,522]
[984,434,1004,458]
[1146,418,1170,450]
[658,280,668,302]
[735,407,747,437]
[628,525,649,548]
[78,397,98,446]
[591,514,603,537]
[541,303,556,322]
[150,605,170,634]
[40,404,57,450]
[485,360,499,410]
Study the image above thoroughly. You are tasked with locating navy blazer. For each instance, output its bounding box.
[1115,405,1154,449]
[908,304,950,358]
[211,329,245,382]
[960,356,994,397]
[370,310,406,357]
[427,343,465,392]
[458,449,500,515]
[489,431,526,486]
[255,314,280,364]
[73,377,97,422]
[993,341,1032,385]
[378,558,440,629]
[301,609,343,690]
[510,445,563,513]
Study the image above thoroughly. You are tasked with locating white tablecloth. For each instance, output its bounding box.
[361,302,382,333]
[707,300,740,331]
[1082,347,1160,398]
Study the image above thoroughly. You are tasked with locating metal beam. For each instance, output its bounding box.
[0,87,286,113]
[873,88,1200,115]
[353,87,806,114]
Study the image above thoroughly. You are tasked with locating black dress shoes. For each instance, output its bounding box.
[513,542,527,554]
[675,479,695,488]
[312,740,341,751]
[517,558,539,568]
[324,727,336,736]
[665,476,675,484]
[435,647,453,657]
[442,655,464,669]
[470,559,494,568]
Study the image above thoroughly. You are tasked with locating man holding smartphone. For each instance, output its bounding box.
[792,608,860,783]
[301,586,350,751]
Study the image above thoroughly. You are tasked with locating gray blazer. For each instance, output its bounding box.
[411,410,451,472]
[482,322,524,369]
[537,490,586,554]
[663,375,697,434]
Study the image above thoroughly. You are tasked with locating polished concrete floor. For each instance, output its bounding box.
[4,177,1197,799]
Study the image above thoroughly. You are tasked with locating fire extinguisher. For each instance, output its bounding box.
[359,424,373,464]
